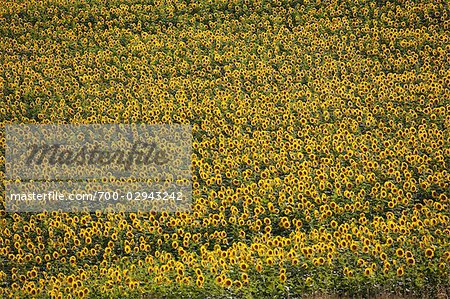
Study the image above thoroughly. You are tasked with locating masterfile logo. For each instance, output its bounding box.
[25,141,170,170]
[6,124,191,181]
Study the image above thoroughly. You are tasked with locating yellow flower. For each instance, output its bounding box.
[234,280,243,289]
[406,257,415,266]
[364,267,373,277]
[425,248,434,259]
[224,278,232,287]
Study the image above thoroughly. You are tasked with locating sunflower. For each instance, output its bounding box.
[364,267,373,277]
[406,257,415,266]
[425,248,434,259]
[396,248,404,258]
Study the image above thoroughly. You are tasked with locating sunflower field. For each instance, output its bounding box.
[0,0,449,298]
